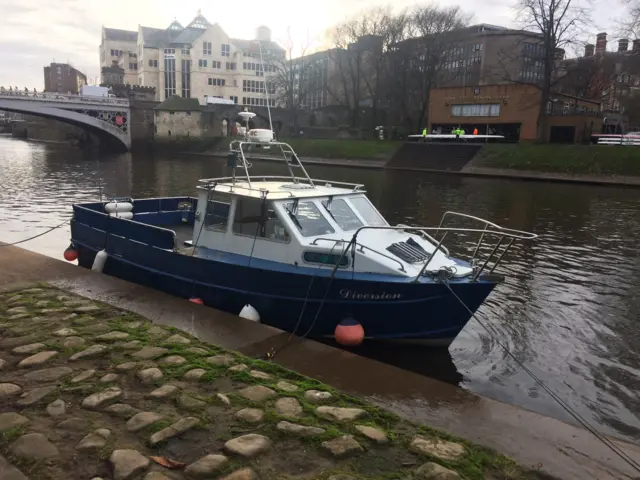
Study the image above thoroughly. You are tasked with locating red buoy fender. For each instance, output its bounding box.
[335,318,365,346]
[189,297,203,305]
[63,244,78,262]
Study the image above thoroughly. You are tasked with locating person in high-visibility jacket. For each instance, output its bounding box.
[473,128,479,135]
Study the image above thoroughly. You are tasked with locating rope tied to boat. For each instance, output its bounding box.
[436,267,640,475]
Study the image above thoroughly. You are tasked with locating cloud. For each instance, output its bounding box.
[0,0,621,89]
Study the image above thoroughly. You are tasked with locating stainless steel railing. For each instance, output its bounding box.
[197,175,365,196]
[309,212,536,281]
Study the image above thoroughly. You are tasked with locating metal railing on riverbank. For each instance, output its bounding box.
[0,90,129,107]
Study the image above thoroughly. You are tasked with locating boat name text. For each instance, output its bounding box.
[340,289,402,300]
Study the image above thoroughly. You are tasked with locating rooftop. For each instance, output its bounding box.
[103,27,138,43]
[104,12,283,52]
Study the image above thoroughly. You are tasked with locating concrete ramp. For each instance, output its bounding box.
[386,142,482,171]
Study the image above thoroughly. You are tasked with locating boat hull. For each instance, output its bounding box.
[73,238,498,346]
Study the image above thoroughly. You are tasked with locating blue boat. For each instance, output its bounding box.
[68,132,536,347]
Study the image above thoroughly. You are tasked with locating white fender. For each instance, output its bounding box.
[92,249,108,272]
[105,202,133,213]
[239,304,260,322]
[109,211,133,220]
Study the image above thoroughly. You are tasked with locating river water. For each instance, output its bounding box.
[1,135,639,444]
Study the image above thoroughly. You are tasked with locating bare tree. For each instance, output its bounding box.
[325,18,372,127]
[403,5,471,130]
[326,5,469,130]
[556,54,617,99]
[515,0,591,140]
[269,28,311,133]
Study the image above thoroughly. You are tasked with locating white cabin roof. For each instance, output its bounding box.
[197,178,365,200]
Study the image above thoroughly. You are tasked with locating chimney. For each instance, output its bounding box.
[619,39,629,52]
[595,32,607,55]
[634,39,640,51]
[584,44,595,57]
[554,48,565,60]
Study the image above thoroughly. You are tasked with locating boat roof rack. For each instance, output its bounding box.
[196,138,366,199]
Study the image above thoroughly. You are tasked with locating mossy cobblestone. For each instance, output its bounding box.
[0,284,546,480]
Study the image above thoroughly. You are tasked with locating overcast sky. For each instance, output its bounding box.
[0,0,623,89]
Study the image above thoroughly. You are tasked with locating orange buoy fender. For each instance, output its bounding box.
[63,244,78,262]
[335,318,365,346]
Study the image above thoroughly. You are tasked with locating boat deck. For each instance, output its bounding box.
[172,224,193,249]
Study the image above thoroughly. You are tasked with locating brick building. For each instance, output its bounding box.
[43,63,87,94]
[429,84,602,142]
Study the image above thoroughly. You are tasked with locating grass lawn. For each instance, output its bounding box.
[473,143,640,177]
[213,137,402,160]
[280,138,402,160]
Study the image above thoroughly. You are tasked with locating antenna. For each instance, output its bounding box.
[255,40,274,132]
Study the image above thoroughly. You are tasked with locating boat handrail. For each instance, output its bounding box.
[226,139,321,189]
[197,175,366,195]
[344,218,535,281]
[309,237,407,272]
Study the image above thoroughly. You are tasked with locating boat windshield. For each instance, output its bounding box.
[349,197,387,227]
[321,199,363,232]
[283,201,335,237]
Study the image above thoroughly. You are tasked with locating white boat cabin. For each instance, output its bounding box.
[191,177,473,278]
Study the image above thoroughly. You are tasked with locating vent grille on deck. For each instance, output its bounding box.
[386,237,429,264]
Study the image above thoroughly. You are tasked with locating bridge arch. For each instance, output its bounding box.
[0,94,131,151]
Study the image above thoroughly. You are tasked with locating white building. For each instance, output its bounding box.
[99,12,284,105]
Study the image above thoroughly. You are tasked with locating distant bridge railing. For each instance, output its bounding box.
[0,90,130,107]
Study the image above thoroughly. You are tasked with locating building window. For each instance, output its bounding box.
[242,80,276,94]
[148,59,158,68]
[212,60,221,69]
[221,44,230,57]
[164,49,175,55]
[199,59,208,68]
[230,96,238,104]
[451,104,500,117]
[203,42,212,55]
[242,97,276,107]
[182,59,191,98]
[181,48,190,55]
[110,49,123,57]
[208,78,225,86]
[242,62,275,73]
[128,63,138,70]
[164,56,176,99]
[226,62,236,70]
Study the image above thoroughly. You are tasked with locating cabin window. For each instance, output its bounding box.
[349,197,387,227]
[233,198,290,242]
[303,251,349,267]
[204,193,231,231]
[283,201,335,237]
[321,198,363,232]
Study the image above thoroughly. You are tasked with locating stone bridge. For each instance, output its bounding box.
[0,91,131,151]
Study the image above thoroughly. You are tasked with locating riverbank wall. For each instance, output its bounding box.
[1,244,639,479]
[182,141,640,188]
